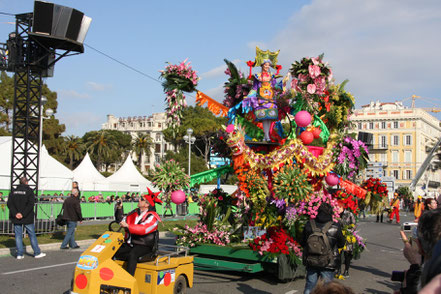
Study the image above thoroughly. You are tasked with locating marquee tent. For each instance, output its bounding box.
[73,152,108,191]
[0,136,73,191]
[98,155,158,193]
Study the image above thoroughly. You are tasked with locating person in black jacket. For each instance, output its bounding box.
[60,188,83,249]
[301,203,346,294]
[7,177,46,259]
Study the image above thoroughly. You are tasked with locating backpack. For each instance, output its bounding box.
[305,219,333,268]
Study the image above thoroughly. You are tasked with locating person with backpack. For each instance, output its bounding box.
[301,203,346,294]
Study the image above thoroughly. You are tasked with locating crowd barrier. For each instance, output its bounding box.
[0,201,200,235]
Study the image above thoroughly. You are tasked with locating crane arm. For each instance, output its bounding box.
[410,136,441,190]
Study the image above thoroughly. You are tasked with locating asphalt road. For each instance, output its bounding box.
[0,212,413,294]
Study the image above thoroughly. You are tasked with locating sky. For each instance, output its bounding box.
[1,0,441,136]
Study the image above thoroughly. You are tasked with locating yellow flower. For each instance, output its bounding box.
[343,245,347,250]
[346,236,352,243]
[351,237,356,243]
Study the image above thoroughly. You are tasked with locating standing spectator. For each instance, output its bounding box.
[60,188,82,249]
[414,196,424,221]
[388,192,401,224]
[424,198,438,212]
[7,177,46,259]
[72,181,81,197]
[301,203,345,294]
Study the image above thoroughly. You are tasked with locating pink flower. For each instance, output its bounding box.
[327,68,333,82]
[308,65,321,79]
[298,74,308,83]
[311,57,320,65]
[307,84,316,94]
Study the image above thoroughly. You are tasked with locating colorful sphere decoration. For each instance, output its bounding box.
[171,190,186,204]
[295,111,312,128]
[325,173,340,186]
[299,130,314,145]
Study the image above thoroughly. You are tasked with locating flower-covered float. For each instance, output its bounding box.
[160,48,377,280]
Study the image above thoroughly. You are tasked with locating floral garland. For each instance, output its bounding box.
[174,222,232,248]
[226,124,337,175]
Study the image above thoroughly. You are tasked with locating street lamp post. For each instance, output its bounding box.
[183,128,196,178]
[38,96,53,194]
[182,128,195,216]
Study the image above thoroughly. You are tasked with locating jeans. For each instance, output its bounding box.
[61,221,78,248]
[14,223,41,256]
[303,268,335,294]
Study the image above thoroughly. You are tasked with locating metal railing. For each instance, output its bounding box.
[0,201,199,235]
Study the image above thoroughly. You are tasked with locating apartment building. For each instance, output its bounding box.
[350,101,441,195]
[102,113,173,173]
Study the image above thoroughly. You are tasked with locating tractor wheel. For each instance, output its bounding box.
[174,275,187,294]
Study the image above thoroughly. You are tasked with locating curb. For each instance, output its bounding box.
[0,231,175,257]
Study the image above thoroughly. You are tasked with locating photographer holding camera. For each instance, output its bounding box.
[394,208,441,293]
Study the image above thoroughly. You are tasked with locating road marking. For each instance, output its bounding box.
[285,291,298,294]
[2,261,77,275]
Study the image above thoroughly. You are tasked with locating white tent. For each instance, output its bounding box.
[0,136,74,191]
[73,152,108,191]
[99,155,158,193]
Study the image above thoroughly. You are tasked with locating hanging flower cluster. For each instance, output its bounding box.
[222,60,251,108]
[160,59,199,90]
[150,159,190,197]
[249,226,302,264]
[160,59,198,130]
[333,136,369,180]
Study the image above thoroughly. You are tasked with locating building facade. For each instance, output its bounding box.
[101,113,173,174]
[350,101,441,196]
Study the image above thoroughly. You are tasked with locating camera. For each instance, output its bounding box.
[391,270,405,282]
[401,222,417,232]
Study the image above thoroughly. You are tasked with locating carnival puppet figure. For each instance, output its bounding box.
[243,47,284,142]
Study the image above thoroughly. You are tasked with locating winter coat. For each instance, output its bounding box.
[301,211,346,270]
[124,209,161,247]
[7,184,36,224]
[62,196,83,222]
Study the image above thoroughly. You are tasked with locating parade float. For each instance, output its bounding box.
[158,48,376,280]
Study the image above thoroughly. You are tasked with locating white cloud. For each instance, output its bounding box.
[204,84,225,102]
[260,0,441,107]
[200,59,241,80]
[58,89,90,99]
[86,82,112,91]
[59,111,103,136]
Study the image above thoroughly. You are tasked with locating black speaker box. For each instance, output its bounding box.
[31,1,91,53]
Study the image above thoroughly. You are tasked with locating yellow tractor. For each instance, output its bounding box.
[70,231,193,294]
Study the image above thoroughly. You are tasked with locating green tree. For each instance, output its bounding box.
[83,130,132,171]
[0,71,13,135]
[163,106,227,163]
[132,133,153,170]
[164,149,208,177]
[64,135,84,169]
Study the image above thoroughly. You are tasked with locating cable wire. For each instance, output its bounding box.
[84,43,161,85]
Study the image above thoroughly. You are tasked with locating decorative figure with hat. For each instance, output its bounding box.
[243,46,288,142]
[114,188,163,276]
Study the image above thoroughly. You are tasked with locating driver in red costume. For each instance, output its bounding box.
[114,188,162,276]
